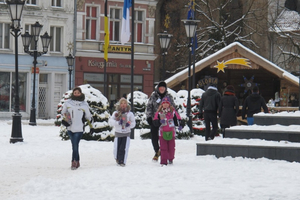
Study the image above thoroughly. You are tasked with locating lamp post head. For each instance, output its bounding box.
[6,0,26,29]
[32,21,43,41]
[40,32,52,53]
[181,19,200,38]
[21,31,33,52]
[66,53,74,71]
[158,31,173,52]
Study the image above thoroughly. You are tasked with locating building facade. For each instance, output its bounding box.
[0,0,74,119]
[75,0,157,106]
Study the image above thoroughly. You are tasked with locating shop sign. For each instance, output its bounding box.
[102,45,132,53]
[88,60,117,69]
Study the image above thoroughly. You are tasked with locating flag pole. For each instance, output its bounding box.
[104,0,109,98]
[130,0,135,139]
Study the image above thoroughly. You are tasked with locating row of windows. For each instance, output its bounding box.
[87,6,145,43]
[0,23,62,52]
[0,0,61,7]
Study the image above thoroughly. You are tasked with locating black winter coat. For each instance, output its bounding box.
[198,87,221,113]
[219,94,239,126]
[241,93,268,118]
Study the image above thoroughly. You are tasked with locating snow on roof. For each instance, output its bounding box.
[165,42,299,87]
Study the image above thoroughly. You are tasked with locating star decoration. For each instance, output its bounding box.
[67,42,74,53]
[164,14,170,29]
[214,61,227,73]
[239,75,258,94]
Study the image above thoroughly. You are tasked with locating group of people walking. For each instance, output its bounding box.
[198,84,269,141]
[62,81,268,170]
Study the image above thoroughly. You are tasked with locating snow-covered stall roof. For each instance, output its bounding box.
[165,42,298,89]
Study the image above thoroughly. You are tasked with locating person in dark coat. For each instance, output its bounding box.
[198,84,221,141]
[241,86,269,125]
[219,85,239,137]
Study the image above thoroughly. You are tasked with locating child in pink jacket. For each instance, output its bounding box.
[153,97,182,166]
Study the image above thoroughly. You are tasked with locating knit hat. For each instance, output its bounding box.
[225,85,235,93]
[161,96,171,105]
[157,81,167,88]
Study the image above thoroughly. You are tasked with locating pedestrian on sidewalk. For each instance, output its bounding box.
[109,98,136,167]
[61,86,92,170]
[242,86,269,125]
[219,85,239,137]
[146,81,175,161]
[153,97,182,166]
[198,83,221,141]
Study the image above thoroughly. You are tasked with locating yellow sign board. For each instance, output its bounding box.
[102,45,132,53]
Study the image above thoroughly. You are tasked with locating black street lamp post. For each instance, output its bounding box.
[158,31,172,80]
[6,0,26,143]
[21,22,52,126]
[182,19,200,133]
[66,54,75,90]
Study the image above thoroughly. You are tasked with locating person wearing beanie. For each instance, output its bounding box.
[152,96,182,166]
[198,84,221,141]
[61,86,92,170]
[219,85,239,137]
[108,98,136,167]
[146,81,176,161]
[242,86,269,125]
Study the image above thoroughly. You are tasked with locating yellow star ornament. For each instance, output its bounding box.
[214,61,227,73]
[214,58,251,73]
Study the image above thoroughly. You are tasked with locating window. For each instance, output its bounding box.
[50,26,62,52]
[86,6,98,40]
[26,0,36,5]
[110,8,121,42]
[52,0,61,7]
[0,0,5,3]
[134,10,144,43]
[0,72,27,112]
[0,23,10,49]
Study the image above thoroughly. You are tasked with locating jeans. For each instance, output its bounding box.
[150,124,160,153]
[247,117,254,125]
[67,130,83,161]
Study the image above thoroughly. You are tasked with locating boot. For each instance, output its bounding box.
[76,161,80,169]
[152,150,161,161]
[71,161,77,170]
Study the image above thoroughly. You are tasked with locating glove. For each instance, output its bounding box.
[198,113,203,119]
[147,117,152,126]
[119,119,123,125]
[178,126,182,131]
[160,119,166,124]
[125,122,130,127]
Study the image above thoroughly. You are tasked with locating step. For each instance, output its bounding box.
[254,115,300,125]
[225,129,300,142]
[196,142,300,162]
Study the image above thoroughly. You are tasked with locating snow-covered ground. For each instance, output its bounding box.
[1,119,300,200]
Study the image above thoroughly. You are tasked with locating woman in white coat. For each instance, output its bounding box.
[62,87,92,170]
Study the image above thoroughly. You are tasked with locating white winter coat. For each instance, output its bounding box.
[61,99,92,133]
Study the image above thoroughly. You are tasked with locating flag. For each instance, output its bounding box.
[187,0,197,55]
[121,0,132,44]
[104,0,109,61]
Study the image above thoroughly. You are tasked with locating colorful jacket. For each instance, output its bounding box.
[153,109,181,137]
[146,89,175,119]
